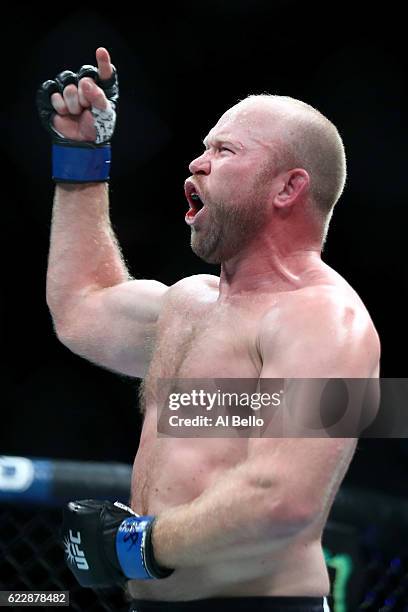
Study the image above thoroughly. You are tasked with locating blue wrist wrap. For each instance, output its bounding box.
[52,144,111,183]
[115,515,156,579]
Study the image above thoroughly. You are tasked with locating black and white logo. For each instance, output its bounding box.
[63,530,89,571]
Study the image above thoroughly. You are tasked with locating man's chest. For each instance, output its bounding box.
[146,298,264,381]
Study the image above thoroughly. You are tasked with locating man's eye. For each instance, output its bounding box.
[218,146,232,153]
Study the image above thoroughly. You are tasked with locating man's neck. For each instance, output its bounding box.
[218,238,322,299]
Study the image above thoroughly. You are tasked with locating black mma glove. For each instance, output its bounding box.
[62,499,174,588]
[36,63,119,183]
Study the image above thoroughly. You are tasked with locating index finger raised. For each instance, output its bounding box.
[96,47,113,81]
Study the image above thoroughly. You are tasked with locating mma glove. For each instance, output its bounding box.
[36,64,119,183]
[62,499,174,588]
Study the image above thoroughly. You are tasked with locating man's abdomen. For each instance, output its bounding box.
[130,410,249,515]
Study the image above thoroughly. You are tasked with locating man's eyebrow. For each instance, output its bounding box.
[202,136,243,149]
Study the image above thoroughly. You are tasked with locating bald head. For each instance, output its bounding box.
[226,95,347,241]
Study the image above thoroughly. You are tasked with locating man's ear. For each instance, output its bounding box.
[273,169,310,209]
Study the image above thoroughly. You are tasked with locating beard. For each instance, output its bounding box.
[190,174,270,264]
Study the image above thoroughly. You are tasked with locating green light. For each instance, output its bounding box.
[324,547,354,612]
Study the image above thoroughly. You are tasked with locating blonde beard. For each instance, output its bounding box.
[190,162,274,263]
[191,190,269,264]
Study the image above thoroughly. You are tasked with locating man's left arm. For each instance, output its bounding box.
[152,290,381,570]
[63,290,381,586]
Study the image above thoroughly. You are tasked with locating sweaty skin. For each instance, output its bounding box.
[46,48,380,601]
[127,275,377,600]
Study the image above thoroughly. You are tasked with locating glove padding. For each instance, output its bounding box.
[36,64,119,145]
[62,499,174,588]
[36,64,119,182]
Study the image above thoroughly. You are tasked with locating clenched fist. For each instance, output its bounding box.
[36,47,119,183]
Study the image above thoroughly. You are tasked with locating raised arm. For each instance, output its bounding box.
[38,48,168,378]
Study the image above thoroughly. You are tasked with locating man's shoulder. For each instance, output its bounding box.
[261,281,379,347]
[285,282,360,311]
[172,273,220,290]
[259,282,381,376]
[165,274,220,303]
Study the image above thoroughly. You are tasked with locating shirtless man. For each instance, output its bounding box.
[38,48,380,612]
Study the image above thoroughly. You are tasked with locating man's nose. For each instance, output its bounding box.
[189,152,211,175]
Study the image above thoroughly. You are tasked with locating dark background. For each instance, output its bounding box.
[0,2,407,498]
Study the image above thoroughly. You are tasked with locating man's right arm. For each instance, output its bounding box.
[47,182,168,378]
[40,48,168,378]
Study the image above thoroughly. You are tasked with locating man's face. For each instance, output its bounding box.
[185,103,280,264]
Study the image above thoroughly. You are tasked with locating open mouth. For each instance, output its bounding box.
[185,182,205,221]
